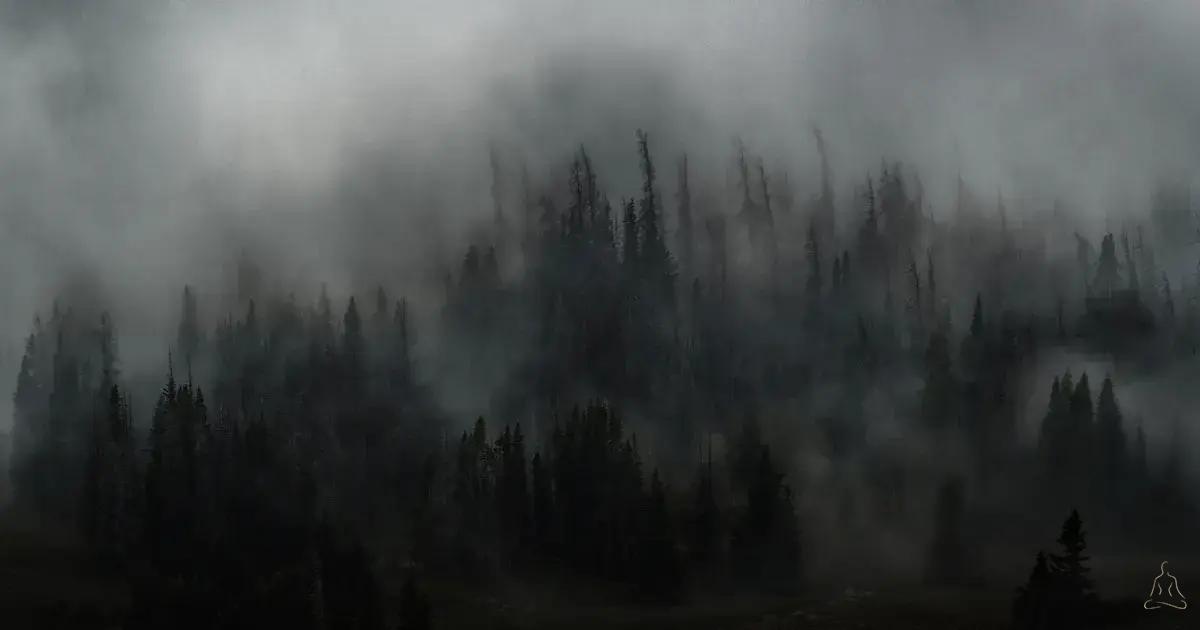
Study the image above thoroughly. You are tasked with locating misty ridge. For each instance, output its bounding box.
[2,1,1200,629]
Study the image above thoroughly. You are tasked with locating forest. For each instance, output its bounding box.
[4,126,1199,628]
[3,1,1200,629]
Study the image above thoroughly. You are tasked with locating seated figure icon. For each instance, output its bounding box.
[1143,561,1187,610]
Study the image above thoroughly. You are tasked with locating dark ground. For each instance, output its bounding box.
[1,508,1192,630]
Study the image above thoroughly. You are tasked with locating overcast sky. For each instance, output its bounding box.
[2,0,1199,426]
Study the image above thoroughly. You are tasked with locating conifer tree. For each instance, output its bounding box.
[1049,510,1095,620]
[531,451,552,551]
[1012,552,1051,630]
[925,476,968,585]
[343,297,364,387]
[677,154,694,280]
[1121,231,1138,292]
[858,177,878,271]
[622,198,638,270]
[490,143,506,237]
[690,442,719,566]
[1039,377,1064,462]
[1092,235,1121,296]
[640,469,681,601]
[373,286,389,332]
[394,298,412,386]
[1132,421,1147,481]
[1067,373,1094,486]
[1094,376,1125,488]
[757,158,779,297]
[806,221,822,301]
[636,129,675,305]
[920,331,956,432]
[177,286,200,370]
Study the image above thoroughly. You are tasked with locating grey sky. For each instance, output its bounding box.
[1,0,1199,428]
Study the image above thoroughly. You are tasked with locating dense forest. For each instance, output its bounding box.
[4,124,1199,628]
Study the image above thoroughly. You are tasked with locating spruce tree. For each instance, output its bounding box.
[640,469,681,601]
[925,476,968,585]
[177,286,200,370]
[1094,376,1125,488]
[677,154,694,279]
[1012,551,1051,630]
[806,221,822,301]
[690,445,720,566]
[1067,373,1093,490]
[531,451,552,552]
[1049,510,1095,621]
[920,331,956,433]
[343,297,364,386]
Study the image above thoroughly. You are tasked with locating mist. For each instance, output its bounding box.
[2,2,1200,626]
[4,1,1199,368]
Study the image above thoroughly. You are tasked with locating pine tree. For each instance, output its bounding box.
[84,383,134,557]
[98,312,118,389]
[622,198,638,269]
[490,143,506,238]
[1092,234,1121,296]
[531,451,552,551]
[925,476,968,585]
[1014,510,1096,629]
[1012,552,1051,630]
[343,297,364,384]
[177,286,200,371]
[733,444,800,583]
[961,294,985,376]
[1067,373,1094,487]
[920,331,956,433]
[677,154,694,280]
[1121,231,1138,292]
[805,221,822,301]
[483,245,500,290]
[811,125,835,241]
[757,158,779,297]
[1094,376,1125,489]
[1049,510,1095,621]
[858,177,878,272]
[690,442,720,566]
[373,285,389,333]
[1132,420,1147,481]
[496,424,529,552]
[1038,377,1064,463]
[10,330,42,505]
[394,298,412,386]
[640,469,681,601]
[636,129,675,304]
[907,253,923,339]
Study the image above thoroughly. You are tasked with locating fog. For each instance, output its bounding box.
[2,0,1200,431]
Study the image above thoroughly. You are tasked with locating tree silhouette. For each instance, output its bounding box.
[1012,551,1051,630]
[1094,376,1126,491]
[1012,510,1097,629]
[925,476,968,585]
